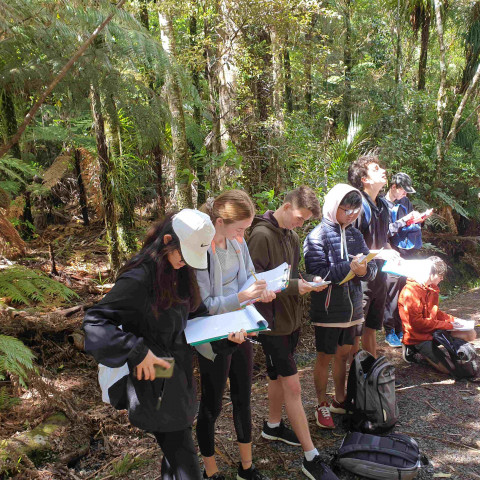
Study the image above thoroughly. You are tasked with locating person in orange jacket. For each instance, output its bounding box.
[398,256,476,372]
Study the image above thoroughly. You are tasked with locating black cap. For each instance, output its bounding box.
[391,172,415,194]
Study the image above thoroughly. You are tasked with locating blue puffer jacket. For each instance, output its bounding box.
[304,184,378,324]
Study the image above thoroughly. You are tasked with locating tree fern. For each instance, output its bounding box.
[432,189,470,218]
[0,266,78,306]
[0,334,35,388]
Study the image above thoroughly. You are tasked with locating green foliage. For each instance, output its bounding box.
[110,453,150,477]
[0,266,78,306]
[0,386,20,411]
[0,154,36,196]
[0,334,35,388]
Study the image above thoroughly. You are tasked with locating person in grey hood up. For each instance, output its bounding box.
[304,184,377,430]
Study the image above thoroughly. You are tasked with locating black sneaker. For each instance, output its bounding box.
[203,470,226,480]
[237,463,268,480]
[402,344,417,363]
[261,420,301,446]
[302,455,339,480]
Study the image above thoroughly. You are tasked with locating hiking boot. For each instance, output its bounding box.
[237,464,268,480]
[402,344,417,363]
[203,470,225,480]
[302,455,339,480]
[385,330,402,348]
[315,402,335,429]
[261,420,301,446]
[329,398,347,414]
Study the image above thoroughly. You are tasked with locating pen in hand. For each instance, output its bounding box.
[250,269,259,281]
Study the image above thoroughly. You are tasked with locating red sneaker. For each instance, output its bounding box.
[315,402,335,429]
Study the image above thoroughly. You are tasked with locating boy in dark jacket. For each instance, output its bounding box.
[348,155,399,358]
[304,184,377,429]
[248,186,337,480]
[383,172,431,348]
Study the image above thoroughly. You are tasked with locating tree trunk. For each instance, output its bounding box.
[433,0,447,184]
[153,144,165,215]
[304,27,313,116]
[140,0,149,30]
[343,0,352,129]
[159,12,193,208]
[90,84,121,274]
[284,47,293,113]
[418,2,431,91]
[74,149,89,226]
[1,90,21,159]
[270,27,284,123]
[459,2,480,94]
[189,12,206,205]
[445,59,480,151]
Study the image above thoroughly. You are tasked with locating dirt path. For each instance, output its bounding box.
[3,288,480,479]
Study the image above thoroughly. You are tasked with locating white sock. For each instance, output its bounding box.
[304,448,319,462]
[267,421,281,429]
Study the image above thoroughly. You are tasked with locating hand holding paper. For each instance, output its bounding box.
[350,255,367,277]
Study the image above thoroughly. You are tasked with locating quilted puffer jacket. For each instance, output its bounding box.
[304,184,378,324]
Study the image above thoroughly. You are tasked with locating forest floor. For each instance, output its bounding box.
[1,220,480,480]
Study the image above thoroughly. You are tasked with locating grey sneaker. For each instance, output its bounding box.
[261,420,301,446]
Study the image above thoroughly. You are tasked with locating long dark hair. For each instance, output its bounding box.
[118,212,202,312]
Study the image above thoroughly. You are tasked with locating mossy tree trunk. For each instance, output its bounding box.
[90,84,121,274]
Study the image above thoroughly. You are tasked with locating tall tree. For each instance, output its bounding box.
[433,0,447,183]
[90,83,121,274]
[159,11,194,208]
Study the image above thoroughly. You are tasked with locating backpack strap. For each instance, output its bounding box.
[361,196,372,226]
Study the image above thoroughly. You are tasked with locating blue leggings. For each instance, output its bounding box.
[196,341,253,457]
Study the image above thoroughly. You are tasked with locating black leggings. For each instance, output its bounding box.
[196,341,253,457]
[153,428,203,480]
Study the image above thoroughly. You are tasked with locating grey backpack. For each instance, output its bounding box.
[336,431,429,479]
[345,350,399,433]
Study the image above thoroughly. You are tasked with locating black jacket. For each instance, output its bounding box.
[355,192,390,250]
[304,219,377,324]
[83,260,207,433]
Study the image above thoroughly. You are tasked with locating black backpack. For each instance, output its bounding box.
[336,431,429,479]
[432,330,478,379]
[345,350,399,433]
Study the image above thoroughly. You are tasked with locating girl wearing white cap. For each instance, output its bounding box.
[83,210,215,479]
[196,190,275,480]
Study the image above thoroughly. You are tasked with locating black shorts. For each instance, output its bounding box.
[259,330,300,380]
[363,267,388,330]
[314,325,357,354]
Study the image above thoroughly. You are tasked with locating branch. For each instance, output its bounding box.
[0,0,128,160]
[445,59,480,151]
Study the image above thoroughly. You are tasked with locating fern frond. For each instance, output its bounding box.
[0,334,35,387]
[432,190,470,218]
[0,266,78,306]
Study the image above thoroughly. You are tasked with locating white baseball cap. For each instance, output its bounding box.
[172,209,215,269]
